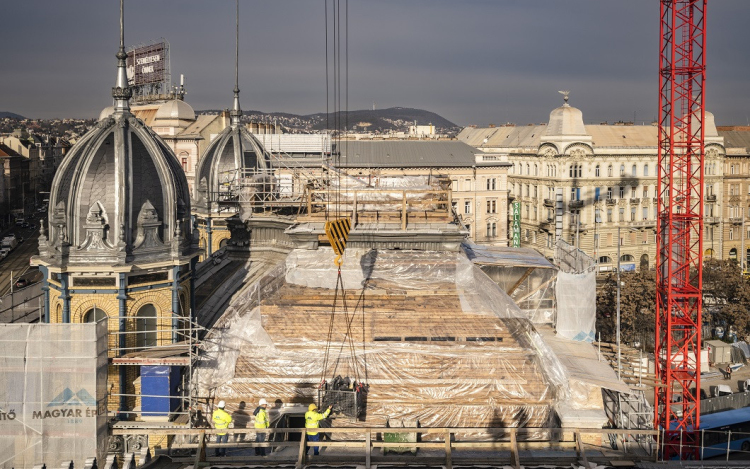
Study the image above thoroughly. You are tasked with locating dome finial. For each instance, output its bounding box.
[112,0,132,113]
[230,0,242,127]
[558,90,570,107]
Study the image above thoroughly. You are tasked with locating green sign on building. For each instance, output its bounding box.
[511,201,521,247]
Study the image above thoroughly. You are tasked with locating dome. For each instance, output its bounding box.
[155,99,195,121]
[44,112,194,265]
[193,124,272,207]
[99,105,115,121]
[544,103,587,136]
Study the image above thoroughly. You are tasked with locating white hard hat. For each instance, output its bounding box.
[259,398,268,406]
[217,400,226,409]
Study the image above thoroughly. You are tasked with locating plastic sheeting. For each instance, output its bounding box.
[0,322,109,468]
[555,240,597,342]
[463,243,557,324]
[197,248,569,434]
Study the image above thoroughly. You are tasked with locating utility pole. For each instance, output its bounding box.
[617,226,621,380]
[741,217,746,274]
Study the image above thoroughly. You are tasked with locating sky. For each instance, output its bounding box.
[2,0,749,126]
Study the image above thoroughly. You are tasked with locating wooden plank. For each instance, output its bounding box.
[296,429,306,469]
[365,430,371,469]
[575,429,589,469]
[510,427,520,469]
[507,268,534,296]
[195,430,206,464]
[445,430,452,469]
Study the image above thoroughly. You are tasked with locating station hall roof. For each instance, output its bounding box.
[334,140,508,168]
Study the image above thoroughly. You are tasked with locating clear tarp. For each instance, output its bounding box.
[555,239,597,342]
[0,322,108,468]
[196,248,568,436]
[463,243,557,324]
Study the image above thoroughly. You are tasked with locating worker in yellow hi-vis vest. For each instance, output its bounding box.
[212,400,232,457]
[253,398,270,456]
[305,403,332,456]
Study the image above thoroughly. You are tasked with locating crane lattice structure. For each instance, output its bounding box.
[655,0,706,459]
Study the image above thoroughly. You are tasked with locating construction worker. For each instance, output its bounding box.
[253,398,270,456]
[305,403,332,456]
[212,400,232,457]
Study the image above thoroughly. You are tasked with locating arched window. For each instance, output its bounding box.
[640,254,649,271]
[620,254,635,262]
[526,164,530,175]
[644,164,649,177]
[534,164,538,176]
[595,165,600,177]
[620,164,625,176]
[631,164,637,177]
[704,248,715,258]
[598,256,613,264]
[83,307,106,323]
[608,165,613,177]
[730,248,738,261]
[136,304,158,349]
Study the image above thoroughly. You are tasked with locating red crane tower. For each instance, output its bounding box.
[655,0,706,459]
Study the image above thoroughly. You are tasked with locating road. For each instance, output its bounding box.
[0,217,43,297]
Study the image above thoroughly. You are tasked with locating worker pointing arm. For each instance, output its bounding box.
[304,403,332,456]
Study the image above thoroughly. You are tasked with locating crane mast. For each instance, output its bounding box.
[655,0,706,459]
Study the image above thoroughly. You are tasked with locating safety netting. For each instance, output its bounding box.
[195,248,570,437]
[0,322,109,468]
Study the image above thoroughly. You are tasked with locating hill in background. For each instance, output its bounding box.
[0,112,26,119]
[199,107,459,133]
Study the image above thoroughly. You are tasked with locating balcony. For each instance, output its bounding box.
[540,220,553,232]
[653,197,659,203]
[704,217,720,225]
[543,198,555,208]
[730,217,744,225]
[509,193,516,201]
[568,200,584,210]
[569,222,588,232]
[706,194,717,202]
[606,198,617,206]
[629,198,640,204]
[632,220,656,229]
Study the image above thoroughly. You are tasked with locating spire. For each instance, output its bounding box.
[230,0,242,127]
[112,0,132,113]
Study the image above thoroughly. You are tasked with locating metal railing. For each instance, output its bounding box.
[111,426,660,469]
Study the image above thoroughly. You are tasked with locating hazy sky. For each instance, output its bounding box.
[3,0,749,126]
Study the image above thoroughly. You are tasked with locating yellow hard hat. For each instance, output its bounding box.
[309,403,317,411]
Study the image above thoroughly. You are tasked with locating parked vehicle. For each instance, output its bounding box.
[1,236,17,250]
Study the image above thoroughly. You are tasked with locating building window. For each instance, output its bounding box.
[526,164,530,175]
[464,201,471,214]
[620,164,625,176]
[452,180,458,190]
[136,304,158,349]
[642,207,648,220]
[730,229,734,241]
[631,164,637,177]
[182,158,188,171]
[619,207,625,221]
[533,206,537,220]
[486,200,497,213]
[631,207,636,221]
[643,186,649,198]
[619,186,625,198]
[534,164,538,176]
[607,208,613,222]
[525,184,530,196]
[607,187,613,199]
[595,165,600,177]
[569,164,582,178]
[608,165,613,177]
[525,205,529,219]
[464,179,471,191]
[595,208,602,223]
[533,185,538,198]
[644,164,649,177]
[599,256,612,264]
[486,178,496,191]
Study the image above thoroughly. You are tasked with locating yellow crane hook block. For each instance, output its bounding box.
[325,218,351,266]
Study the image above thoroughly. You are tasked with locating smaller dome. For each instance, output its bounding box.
[155,100,195,121]
[99,106,115,121]
[545,103,587,136]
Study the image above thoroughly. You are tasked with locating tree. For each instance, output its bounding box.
[701,258,750,341]
[596,269,656,350]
